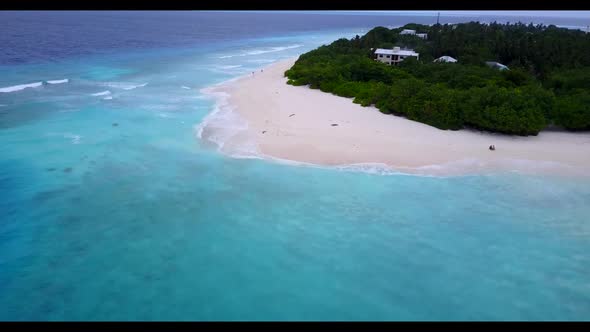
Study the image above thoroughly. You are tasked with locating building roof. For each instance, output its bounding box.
[400,29,416,34]
[434,55,458,63]
[375,48,419,57]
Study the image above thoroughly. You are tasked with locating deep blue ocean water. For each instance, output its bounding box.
[1,11,589,320]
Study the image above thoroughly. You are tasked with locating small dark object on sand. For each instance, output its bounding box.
[289,114,295,117]
[262,131,267,134]
[331,123,338,127]
[63,167,72,173]
[112,123,118,127]
[46,168,56,172]
[489,145,496,151]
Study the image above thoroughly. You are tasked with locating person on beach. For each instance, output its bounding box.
[489,145,496,151]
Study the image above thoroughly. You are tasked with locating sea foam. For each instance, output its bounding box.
[195,83,257,156]
[91,90,111,96]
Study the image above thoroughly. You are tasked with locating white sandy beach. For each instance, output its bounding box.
[199,58,590,176]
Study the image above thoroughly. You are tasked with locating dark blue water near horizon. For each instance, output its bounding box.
[1,11,589,66]
[1,11,590,321]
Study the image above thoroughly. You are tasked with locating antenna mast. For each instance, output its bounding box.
[437,12,440,25]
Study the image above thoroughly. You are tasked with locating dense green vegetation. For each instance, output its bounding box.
[285,22,590,135]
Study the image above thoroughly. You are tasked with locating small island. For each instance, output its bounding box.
[285,22,590,136]
[201,22,590,176]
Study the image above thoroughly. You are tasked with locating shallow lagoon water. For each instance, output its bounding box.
[1,11,590,320]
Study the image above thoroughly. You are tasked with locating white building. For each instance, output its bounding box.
[400,29,427,39]
[485,61,509,71]
[400,29,416,35]
[374,47,419,66]
[434,55,458,63]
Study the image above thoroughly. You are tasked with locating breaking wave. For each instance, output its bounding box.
[100,82,148,90]
[91,90,111,96]
[0,82,43,93]
[217,44,303,59]
[46,79,69,84]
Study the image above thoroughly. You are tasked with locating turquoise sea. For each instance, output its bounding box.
[1,11,589,320]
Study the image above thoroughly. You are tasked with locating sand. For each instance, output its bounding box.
[199,58,590,176]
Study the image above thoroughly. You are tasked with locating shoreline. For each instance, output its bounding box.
[197,57,590,177]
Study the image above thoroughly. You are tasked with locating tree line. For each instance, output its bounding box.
[285,22,590,135]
